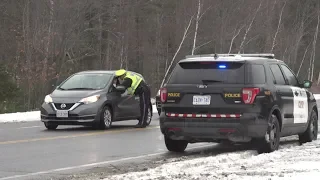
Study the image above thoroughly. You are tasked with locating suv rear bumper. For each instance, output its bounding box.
[159,112,268,143]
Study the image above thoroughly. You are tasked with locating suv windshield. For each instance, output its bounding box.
[59,73,112,90]
[168,61,245,84]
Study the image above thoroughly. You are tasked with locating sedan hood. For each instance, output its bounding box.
[51,89,103,98]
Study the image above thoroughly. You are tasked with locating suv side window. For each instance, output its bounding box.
[280,64,299,86]
[269,64,286,85]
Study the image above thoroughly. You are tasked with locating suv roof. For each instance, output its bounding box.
[180,53,283,64]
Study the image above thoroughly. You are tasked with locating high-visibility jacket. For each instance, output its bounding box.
[125,72,143,95]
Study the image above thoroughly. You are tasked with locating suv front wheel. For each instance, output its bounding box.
[164,136,188,152]
[299,110,318,144]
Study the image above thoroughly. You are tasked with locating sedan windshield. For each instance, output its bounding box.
[59,73,112,90]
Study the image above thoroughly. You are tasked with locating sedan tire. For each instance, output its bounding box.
[99,106,113,130]
[44,122,58,130]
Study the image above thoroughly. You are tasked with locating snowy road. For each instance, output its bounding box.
[105,135,320,180]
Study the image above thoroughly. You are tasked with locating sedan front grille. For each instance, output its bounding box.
[54,103,75,110]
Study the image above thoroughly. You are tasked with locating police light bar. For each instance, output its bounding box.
[186,53,275,59]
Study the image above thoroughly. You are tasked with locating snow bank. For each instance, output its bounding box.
[0,104,158,123]
[0,111,40,123]
[105,137,320,180]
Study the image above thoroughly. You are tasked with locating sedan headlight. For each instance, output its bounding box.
[79,95,100,104]
[44,95,53,104]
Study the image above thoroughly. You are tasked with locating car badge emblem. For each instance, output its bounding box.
[197,85,207,88]
[61,103,66,109]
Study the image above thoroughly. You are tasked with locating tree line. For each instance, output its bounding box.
[0,0,319,113]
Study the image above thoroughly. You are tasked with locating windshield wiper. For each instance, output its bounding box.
[201,80,223,85]
[63,88,97,90]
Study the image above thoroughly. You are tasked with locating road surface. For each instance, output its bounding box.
[1,103,320,180]
[0,115,225,180]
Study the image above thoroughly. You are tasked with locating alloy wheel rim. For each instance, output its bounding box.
[270,123,278,147]
[311,116,317,138]
[146,107,152,124]
[104,109,112,127]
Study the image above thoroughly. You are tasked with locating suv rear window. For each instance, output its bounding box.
[246,64,266,84]
[167,61,245,84]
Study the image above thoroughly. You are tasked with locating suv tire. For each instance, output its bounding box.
[256,114,280,153]
[164,136,188,152]
[299,110,318,144]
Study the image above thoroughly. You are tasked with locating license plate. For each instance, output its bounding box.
[193,95,211,105]
[56,110,69,118]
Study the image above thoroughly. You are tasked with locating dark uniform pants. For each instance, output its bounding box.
[137,85,151,126]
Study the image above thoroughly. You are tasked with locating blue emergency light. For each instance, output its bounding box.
[218,65,226,69]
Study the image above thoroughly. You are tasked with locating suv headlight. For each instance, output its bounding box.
[44,95,53,104]
[79,95,100,104]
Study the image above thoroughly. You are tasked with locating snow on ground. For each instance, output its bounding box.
[0,111,40,123]
[0,104,158,123]
[105,136,320,180]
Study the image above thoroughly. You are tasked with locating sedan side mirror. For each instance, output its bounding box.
[302,80,312,88]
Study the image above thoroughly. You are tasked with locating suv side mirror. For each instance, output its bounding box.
[301,80,312,88]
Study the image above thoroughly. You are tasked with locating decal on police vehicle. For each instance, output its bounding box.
[290,87,308,123]
[168,92,180,97]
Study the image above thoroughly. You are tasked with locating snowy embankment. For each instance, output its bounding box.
[0,99,158,123]
[105,136,320,180]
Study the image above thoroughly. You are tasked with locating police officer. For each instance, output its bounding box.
[114,69,151,128]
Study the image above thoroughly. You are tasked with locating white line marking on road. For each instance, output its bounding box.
[17,126,42,129]
[0,144,214,180]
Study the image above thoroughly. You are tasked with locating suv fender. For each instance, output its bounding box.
[302,104,318,132]
[267,105,283,132]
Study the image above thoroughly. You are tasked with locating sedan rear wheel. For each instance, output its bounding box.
[145,106,152,126]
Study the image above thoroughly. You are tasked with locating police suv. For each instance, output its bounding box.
[159,53,318,153]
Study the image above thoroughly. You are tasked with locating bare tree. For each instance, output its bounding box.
[270,0,287,52]
[238,0,263,53]
[228,25,244,54]
[309,5,320,81]
[191,0,201,55]
[160,15,194,87]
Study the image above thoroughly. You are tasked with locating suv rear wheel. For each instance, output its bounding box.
[164,136,188,152]
[255,114,280,153]
[299,110,318,144]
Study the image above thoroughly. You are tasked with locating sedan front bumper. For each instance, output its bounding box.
[40,101,103,125]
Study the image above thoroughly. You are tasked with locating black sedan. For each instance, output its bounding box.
[40,70,153,130]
